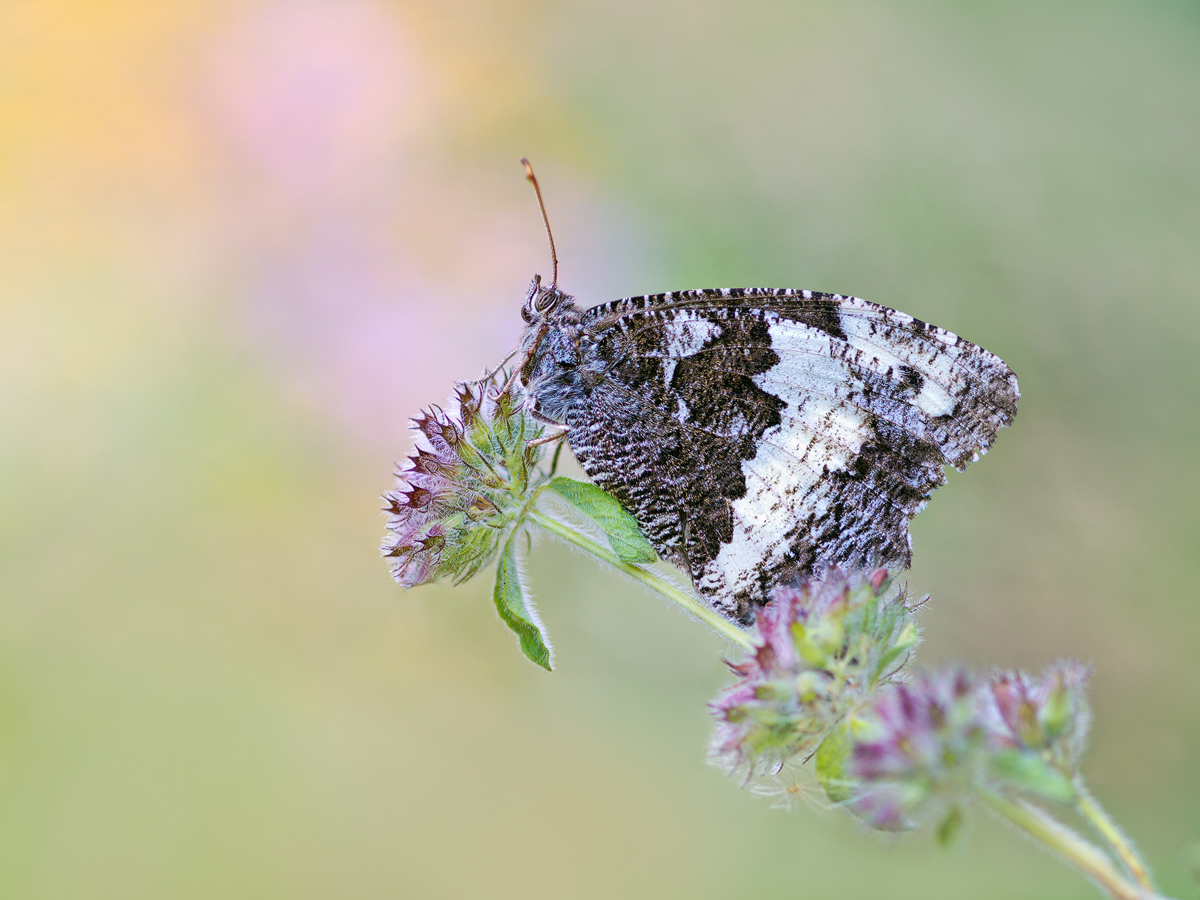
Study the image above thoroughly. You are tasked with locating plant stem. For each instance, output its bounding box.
[975,786,1166,900]
[527,509,755,650]
[1074,779,1155,891]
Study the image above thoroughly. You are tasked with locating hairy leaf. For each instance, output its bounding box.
[493,534,552,670]
[548,477,656,563]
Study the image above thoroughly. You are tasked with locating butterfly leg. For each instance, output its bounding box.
[527,425,570,448]
[474,348,519,385]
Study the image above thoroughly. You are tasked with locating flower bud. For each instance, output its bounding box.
[989,660,1091,766]
[381,378,543,587]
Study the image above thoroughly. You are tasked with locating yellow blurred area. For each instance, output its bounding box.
[1,0,1198,897]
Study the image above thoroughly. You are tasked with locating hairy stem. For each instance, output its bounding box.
[527,509,755,650]
[1074,779,1155,891]
[975,786,1167,900]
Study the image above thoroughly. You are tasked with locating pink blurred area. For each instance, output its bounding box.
[199,0,536,444]
[206,0,423,200]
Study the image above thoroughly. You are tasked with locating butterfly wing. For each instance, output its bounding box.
[561,288,1018,623]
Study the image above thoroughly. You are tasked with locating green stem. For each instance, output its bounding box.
[1074,778,1155,891]
[527,509,755,650]
[975,786,1167,900]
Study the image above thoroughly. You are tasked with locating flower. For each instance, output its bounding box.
[828,661,1094,831]
[989,660,1091,765]
[708,568,920,779]
[381,377,543,586]
[843,669,991,830]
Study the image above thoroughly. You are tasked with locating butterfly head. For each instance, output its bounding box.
[520,274,574,325]
[516,275,586,425]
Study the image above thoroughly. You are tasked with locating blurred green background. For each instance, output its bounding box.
[1,1,1198,897]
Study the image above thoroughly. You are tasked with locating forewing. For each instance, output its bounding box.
[571,289,1018,622]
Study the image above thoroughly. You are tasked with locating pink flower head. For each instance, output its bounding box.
[382,378,542,586]
[847,669,990,830]
[989,660,1092,764]
[709,568,918,777]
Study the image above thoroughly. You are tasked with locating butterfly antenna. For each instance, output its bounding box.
[520,157,558,287]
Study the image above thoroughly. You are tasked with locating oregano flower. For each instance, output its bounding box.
[709,568,920,779]
[382,380,543,587]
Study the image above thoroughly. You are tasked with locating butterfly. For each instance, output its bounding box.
[517,279,1018,624]
[514,163,1018,624]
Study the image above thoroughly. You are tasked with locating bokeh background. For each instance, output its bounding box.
[1,1,1198,897]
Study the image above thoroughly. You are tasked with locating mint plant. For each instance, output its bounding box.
[383,373,1171,900]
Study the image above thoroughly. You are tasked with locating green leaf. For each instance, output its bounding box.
[989,749,1076,802]
[493,533,552,670]
[547,477,656,563]
[790,621,828,668]
[815,720,855,804]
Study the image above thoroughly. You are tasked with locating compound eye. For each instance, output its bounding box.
[534,289,557,312]
[520,304,536,324]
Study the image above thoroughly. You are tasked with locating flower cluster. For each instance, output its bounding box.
[709,569,1095,835]
[830,662,1094,830]
[708,568,920,778]
[381,371,664,670]
[382,378,544,586]
[838,669,994,830]
[826,661,1091,831]
[384,372,1150,900]
[381,367,1147,898]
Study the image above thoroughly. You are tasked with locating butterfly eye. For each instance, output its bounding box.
[534,291,556,312]
[521,304,536,324]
